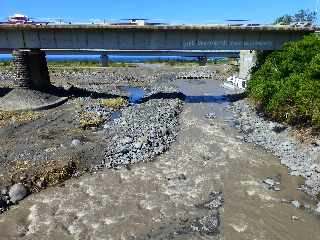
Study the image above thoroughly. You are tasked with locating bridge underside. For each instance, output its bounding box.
[0,49,240,58]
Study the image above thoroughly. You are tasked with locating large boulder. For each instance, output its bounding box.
[9,183,28,203]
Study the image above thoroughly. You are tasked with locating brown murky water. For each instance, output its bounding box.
[177,79,320,240]
[0,79,319,240]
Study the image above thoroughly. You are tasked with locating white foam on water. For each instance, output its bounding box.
[67,224,82,238]
[104,217,118,225]
[26,205,40,235]
[246,190,256,196]
[86,185,97,197]
[230,222,248,233]
[92,223,100,229]
[76,211,87,219]
[241,180,261,186]
[139,199,157,211]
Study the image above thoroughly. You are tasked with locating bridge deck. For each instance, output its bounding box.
[0,24,315,51]
[0,24,315,32]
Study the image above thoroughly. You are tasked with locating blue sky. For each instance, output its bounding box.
[1,0,319,24]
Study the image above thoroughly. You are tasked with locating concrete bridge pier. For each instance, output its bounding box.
[12,49,51,90]
[239,50,258,80]
[198,56,208,66]
[100,54,109,67]
[0,49,67,111]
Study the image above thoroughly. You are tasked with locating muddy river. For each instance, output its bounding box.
[0,79,319,239]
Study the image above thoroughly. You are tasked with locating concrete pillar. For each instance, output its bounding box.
[239,50,257,80]
[198,56,208,66]
[100,54,109,67]
[12,50,32,88]
[12,49,51,91]
[29,49,51,90]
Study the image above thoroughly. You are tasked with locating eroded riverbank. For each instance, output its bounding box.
[230,98,320,212]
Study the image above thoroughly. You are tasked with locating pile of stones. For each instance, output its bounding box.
[103,98,183,168]
[177,68,219,79]
[51,68,161,87]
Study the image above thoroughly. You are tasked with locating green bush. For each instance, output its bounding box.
[247,35,320,128]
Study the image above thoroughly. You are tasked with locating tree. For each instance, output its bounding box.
[274,9,317,25]
[274,14,293,25]
[294,9,317,23]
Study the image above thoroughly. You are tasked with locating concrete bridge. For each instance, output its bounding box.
[0,24,314,51]
[0,24,315,111]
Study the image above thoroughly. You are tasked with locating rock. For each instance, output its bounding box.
[9,183,28,203]
[203,192,224,210]
[159,127,168,135]
[290,171,300,176]
[120,146,129,154]
[235,135,244,140]
[177,173,187,180]
[36,178,46,189]
[241,124,254,134]
[315,203,320,214]
[205,112,216,119]
[273,187,281,191]
[191,213,219,234]
[310,164,320,173]
[0,187,8,196]
[263,178,280,189]
[121,137,132,145]
[154,145,165,155]
[133,142,142,149]
[0,198,8,213]
[281,198,290,203]
[291,200,301,209]
[71,139,82,147]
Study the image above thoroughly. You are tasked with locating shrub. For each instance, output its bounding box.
[0,111,40,128]
[247,34,320,129]
[79,112,104,129]
[100,97,128,109]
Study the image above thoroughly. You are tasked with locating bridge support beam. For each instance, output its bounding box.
[198,56,208,66]
[100,54,109,67]
[239,50,257,80]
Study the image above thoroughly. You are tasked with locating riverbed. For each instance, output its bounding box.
[0,67,320,239]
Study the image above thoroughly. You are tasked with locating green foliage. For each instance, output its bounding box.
[274,9,317,25]
[247,35,320,128]
[274,14,293,25]
[0,61,12,68]
[294,9,317,23]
